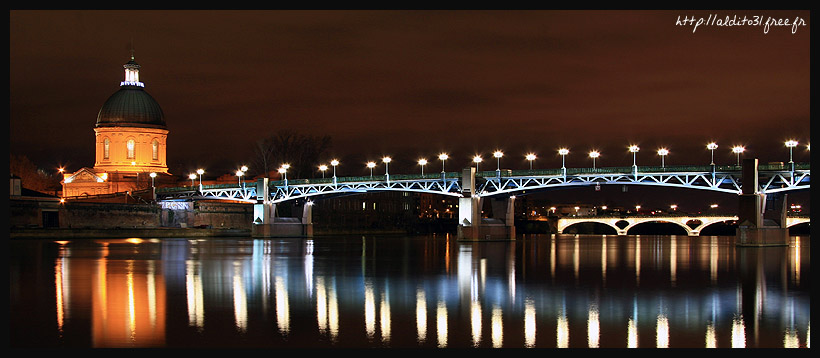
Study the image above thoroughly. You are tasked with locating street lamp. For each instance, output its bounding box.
[418,159,427,175]
[280,164,290,181]
[526,153,537,170]
[628,145,639,167]
[785,139,798,163]
[319,164,328,178]
[439,153,448,173]
[331,159,339,183]
[189,173,197,186]
[196,168,204,187]
[473,155,483,172]
[493,150,504,178]
[150,172,157,187]
[558,148,569,171]
[707,142,718,165]
[235,170,243,187]
[382,157,391,180]
[657,148,669,168]
[240,165,248,173]
[732,146,745,166]
[588,150,600,170]
[366,161,376,177]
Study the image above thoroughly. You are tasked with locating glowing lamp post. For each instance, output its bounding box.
[732,146,745,166]
[629,145,639,176]
[707,142,718,165]
[439,154,448,180]
[657,148,669,168]
[366,161,376,177]
[196,168,204,190]
[473,155,483,172]
[418,158,427,176]
[493,150,504,177]
[588,150,600,170]
[319,164,328,178]
[235,170,243,188]
[558,148,569,177]
[526,153,537,170]
[785,139,798,181]
[331,159,339,184]
[382,157,391,181]
[189,173,197,186]
[150,172,157,188]
[278,167,288,188]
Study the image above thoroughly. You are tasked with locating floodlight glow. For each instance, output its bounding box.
[235,171,243,176]
[189,173,197,179]
[732,146,745,154]
[588,151,600,158]
[150,172,157,178]
[707,142,718,150]
[558,148,569,156]
[382,157,392,163]
[197,168,204,175]
[439,153,449,161]
[493,151,504,158]
[473,156,483,163]
[526,153,536,161]
[319,165,328,171]
[331,159,339,166]
[657,148,669,156]
[418,159,428,166]
[785,140,798,148]
[367,162,376,168]
[240,165,248,172]
[628,145,640,153]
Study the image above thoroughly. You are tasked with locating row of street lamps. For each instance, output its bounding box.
[314,140,808,178]
[146,140,807,188]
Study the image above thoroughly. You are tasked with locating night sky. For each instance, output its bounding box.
[10,10,810,182]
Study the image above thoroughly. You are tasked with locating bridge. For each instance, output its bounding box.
[155,160,809,242]
[557,215,811,236]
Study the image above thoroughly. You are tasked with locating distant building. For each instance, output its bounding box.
[62,54,173,197]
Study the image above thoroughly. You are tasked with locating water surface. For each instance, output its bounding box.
[9,234,810,348]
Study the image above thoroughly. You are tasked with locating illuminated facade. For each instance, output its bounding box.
[62,55,170,197]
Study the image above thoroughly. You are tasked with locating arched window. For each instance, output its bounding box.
[152,139,159,160]
[103,138,110,159]
[127,139,135,159]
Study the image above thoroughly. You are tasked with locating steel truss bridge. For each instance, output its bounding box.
[156,163,809,204]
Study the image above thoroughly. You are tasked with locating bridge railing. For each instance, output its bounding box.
[156,162,808,193]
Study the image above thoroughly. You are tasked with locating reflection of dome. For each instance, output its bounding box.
[96,85,166,128]
[95,57,166,129]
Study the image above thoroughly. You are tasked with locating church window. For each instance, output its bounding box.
[104,138,110,159]
[127,139,135,159]
[152,139,159,160]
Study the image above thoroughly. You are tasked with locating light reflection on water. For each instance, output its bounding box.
[9,234,810,348]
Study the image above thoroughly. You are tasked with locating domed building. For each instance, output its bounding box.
[62,55,172,198]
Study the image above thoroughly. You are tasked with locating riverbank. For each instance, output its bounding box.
[9,227,251,239]
[8,227,422,239]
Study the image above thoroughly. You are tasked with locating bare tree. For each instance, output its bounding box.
[9,154,61,193]
[253,130,331,179]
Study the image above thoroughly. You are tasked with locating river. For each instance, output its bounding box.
[9,234,810,348]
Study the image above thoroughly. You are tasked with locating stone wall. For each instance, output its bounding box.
[62,201,161,228]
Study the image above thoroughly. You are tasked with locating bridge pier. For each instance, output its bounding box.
[252,178,314,238]
[457,168,515,240]
[736,158,789,246]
